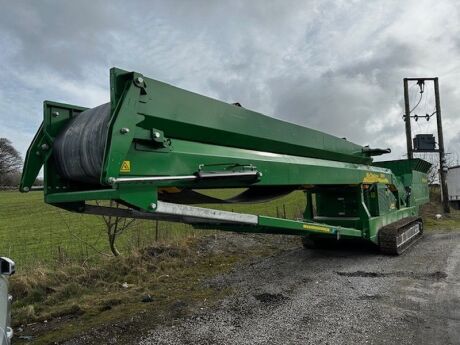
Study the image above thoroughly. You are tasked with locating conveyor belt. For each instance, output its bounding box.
[53,103,111,184]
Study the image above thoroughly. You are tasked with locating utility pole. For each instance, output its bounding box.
[403,77,450,213]
[433,78,450,213]
[403,78,413,159]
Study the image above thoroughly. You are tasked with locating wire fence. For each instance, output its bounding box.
[0,191,306,270]
[0,200,205,269]
[0,186,19,191]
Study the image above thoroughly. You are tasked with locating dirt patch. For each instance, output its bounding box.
[254,293,289,304]
[336,270,447,280]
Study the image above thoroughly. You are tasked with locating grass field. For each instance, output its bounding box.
[0,190,305,269]
[1,187,458,269]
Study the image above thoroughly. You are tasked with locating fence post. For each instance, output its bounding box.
[155,220,159,242]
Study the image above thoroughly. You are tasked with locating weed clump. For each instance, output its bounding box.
[11,237,210,326]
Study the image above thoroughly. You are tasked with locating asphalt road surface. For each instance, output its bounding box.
[139,232,460,345]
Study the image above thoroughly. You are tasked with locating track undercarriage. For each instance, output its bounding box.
[302,217,424,255]
[378,217,423,255]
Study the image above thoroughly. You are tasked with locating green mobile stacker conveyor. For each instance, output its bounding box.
[20,68,431,254]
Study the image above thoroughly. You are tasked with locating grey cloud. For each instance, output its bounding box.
[267,41,417,145]
[0,1,125,79]
[0,0,459,163]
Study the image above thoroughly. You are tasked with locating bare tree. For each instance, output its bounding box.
[416,152,458,185]
[0,171,21,187]
[0,138,22,185]
[96,200,136,256]
[415,153,440,185]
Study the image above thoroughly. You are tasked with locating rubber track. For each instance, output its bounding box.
[378,216,423,255]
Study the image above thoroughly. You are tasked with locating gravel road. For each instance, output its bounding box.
[139,232,460,345]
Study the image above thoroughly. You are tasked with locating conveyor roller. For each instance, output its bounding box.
[53,103,111,184]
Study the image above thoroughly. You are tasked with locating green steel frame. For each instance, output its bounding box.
[20,68,431,245]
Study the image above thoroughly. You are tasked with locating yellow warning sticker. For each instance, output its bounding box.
[302,224,330,233]
[120,160,131,173]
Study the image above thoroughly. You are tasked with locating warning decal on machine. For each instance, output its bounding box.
[120,160,131,173]
[302,224,330,233]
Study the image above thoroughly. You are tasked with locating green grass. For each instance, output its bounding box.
[421,200,460,231]
[419,187,460,231]
[0,190,305,269]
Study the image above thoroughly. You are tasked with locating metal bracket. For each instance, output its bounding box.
[150,128,170,148]
[198,163,259,173]
[133,74,148,95]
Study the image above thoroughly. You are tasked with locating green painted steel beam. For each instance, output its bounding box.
[113,138,398,189]
[45,189,118,203]
[258,216,362,237]
[109,67,372,166]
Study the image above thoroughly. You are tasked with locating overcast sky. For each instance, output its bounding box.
[1,0,459,163]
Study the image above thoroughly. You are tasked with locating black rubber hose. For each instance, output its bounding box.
[53,103,111,184]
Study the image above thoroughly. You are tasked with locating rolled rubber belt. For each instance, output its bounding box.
[53,103,111,184]
[53,102,296,202]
